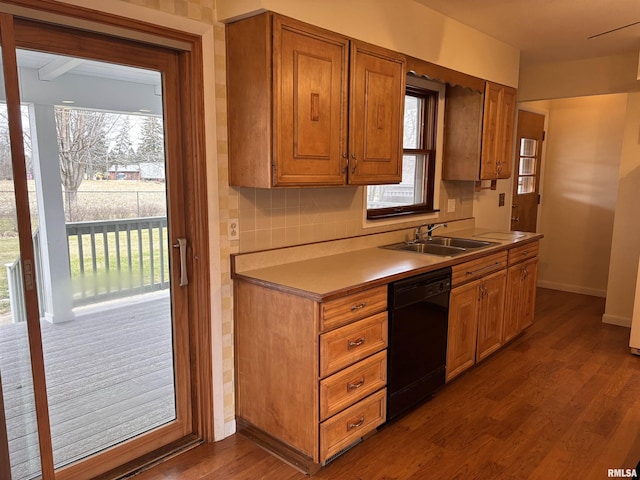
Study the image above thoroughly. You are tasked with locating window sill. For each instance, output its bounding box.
[362,209,441,230]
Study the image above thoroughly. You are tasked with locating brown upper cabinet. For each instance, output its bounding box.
[226,13,406,187]
[442,81,516,182]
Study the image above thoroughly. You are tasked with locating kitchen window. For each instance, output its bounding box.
[366,82,439,219]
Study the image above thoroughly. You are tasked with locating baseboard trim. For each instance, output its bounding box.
[236,417,321,475]
[602,313,631,328]
[537,280,606,298]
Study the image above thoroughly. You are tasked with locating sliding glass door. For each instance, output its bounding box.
[0,36,44,479]
[0,13,203,480]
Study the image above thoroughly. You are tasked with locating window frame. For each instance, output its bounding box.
[366,84,439,219]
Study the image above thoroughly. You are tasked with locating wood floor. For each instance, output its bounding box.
[134,288,640,480]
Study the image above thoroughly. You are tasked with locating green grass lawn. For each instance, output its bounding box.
[0,179,167,317]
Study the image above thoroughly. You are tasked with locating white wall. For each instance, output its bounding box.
[216,0,520,87]
[536,95,626,297]
[472,178,511,231]
[603,91,640,327]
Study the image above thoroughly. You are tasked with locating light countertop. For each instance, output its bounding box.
[232,228,543,301]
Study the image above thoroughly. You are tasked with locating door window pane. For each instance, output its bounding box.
[517,176,536,194]
[519,157,536,175]
[520,138,537,156]
[15,48,176,470]
[0,83,43,480]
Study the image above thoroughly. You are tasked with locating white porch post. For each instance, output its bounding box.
[30,104,75,323]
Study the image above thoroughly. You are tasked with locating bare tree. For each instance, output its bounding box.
[56,107,110,218]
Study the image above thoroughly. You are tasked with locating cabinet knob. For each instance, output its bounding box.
[351,154,357,174]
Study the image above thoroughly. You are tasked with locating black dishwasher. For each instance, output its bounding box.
[387,267,451,421]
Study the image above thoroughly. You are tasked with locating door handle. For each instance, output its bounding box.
[511,216,520,223]
[172,237,189,286]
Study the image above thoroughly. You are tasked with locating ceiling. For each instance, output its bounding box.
[16,49,160,86]
[414,0,640,67]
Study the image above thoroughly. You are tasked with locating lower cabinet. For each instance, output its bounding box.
[446,241,539,383]
[446,269,506,382]
[234,280,388,473]
[476,270,507,361]
[504,256,539,342]
[446,280,479,381]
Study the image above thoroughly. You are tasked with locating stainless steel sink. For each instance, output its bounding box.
[425,237,496,249]
[380,237,499,257]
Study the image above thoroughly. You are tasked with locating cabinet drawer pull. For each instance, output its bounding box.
[347,378,365,391]
[347,336,366,349]
[350,302,366,311]
[347,416,365,430]
[466,262,502,277]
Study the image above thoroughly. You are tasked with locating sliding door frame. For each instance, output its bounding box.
[0,3,212,479]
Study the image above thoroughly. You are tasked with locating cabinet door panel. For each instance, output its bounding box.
[480,83,500,180]
[476,271,506,361]
[274,20,348,186]
[504,257,538,342]
[519,258,538,330]
[503,264,522,343]
[348,41,405,185]
[497,86,516,179]
[446,281,479,382]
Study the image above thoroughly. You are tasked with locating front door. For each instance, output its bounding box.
[510,110,545,233]
[0,14,207,480]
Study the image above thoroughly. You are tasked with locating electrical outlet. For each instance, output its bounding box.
[447,199,456,213]
[499,193,505,207]
[228,218,239,240]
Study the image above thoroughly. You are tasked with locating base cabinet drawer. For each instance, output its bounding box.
[320,388,386,462]
[319,312,388,378]
[320,286,387,332]
[319,351,387,421]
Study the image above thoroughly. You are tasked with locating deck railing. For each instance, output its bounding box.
[5,216,169,321]
[4,257,26,323]
[66,216,169,305]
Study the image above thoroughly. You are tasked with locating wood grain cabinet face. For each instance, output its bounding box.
[273,17,349,186]
[504,256,539,342]
[447,265,507,381]
[476,270,506,361]
[319,312,388,378]
[226,12,405,188]
[348,41,404,185]
[481,81,516,180]
[446,280,480,381]
[443,81,516,182]
[234,279,388,471]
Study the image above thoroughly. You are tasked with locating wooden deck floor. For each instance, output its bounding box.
[136,289,640,480]
[0,291,175,480]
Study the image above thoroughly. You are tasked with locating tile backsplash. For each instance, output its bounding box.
[233,181,475,252]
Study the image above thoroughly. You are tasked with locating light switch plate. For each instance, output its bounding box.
[447,199,456,213]
[228,218,239,240]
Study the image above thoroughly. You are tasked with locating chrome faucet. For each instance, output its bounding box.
[415,222,448,241]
